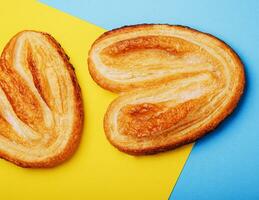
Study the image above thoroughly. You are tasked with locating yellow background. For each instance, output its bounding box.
[0,1,193,199]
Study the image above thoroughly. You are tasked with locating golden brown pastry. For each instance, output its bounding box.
[88,24,245,155]
[0,31,83,167]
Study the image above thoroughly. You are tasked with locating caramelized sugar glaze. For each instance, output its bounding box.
[89,24,245,154]
[0,31,83,167]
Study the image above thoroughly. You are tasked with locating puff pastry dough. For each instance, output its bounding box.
[0,31,83,167]
[88,24,245,155]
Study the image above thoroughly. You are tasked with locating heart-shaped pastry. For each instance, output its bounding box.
[88,24,245,155]
[0,31,83,167]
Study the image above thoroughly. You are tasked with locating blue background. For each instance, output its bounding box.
[40,0,259,199]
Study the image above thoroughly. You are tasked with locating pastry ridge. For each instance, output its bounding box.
[0,30,84,167]
[88,24,245,155]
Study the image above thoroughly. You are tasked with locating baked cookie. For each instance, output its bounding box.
[0,31,83,167]
[88,24,245,155]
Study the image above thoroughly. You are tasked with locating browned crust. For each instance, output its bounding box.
[89,24,245,155]
[0,31,84,168]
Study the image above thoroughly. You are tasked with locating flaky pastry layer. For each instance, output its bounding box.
[0,31,83,167]
[88,24,245,155]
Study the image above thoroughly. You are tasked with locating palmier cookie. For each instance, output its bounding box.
[0,31,83,167]
[88,24,245,155]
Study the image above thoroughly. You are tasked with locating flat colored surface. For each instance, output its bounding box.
[0,1,192,200]
[39,0,259,199]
